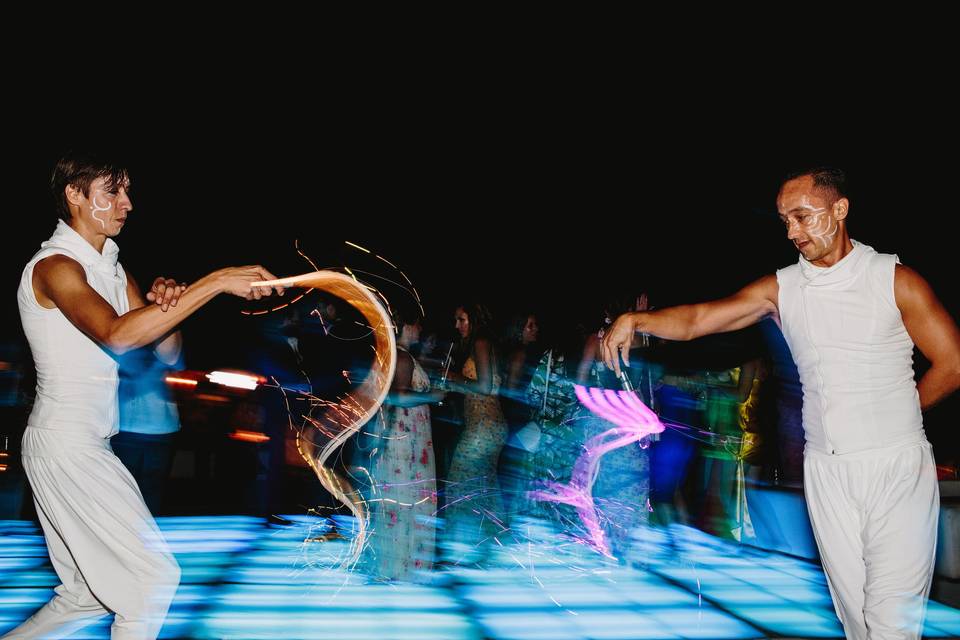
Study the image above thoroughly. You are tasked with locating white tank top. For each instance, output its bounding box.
[776,240,924,455]
[18,220,129,439]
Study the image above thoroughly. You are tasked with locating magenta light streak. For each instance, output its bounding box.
[528,385,664,557]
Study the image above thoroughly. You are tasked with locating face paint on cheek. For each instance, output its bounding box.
[90,195,112,230]
[806,211,838,248]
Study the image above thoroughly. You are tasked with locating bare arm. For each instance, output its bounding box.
[576,334,600,384]
[505,348,526,391]
[386,351,444,408]
[602,275,779,376]
[447,338,496,395]
[34,255,282,356]
[499,347,529,403]
[895,265,960,410]
[125,269,182,365]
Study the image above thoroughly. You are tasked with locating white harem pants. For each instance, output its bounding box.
[804,439,939,640]
[1,427,180,640]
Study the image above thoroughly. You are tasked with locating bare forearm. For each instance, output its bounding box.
[636,299,772,342]
[448,378,492,395]
[634,306,703,342]
[603,276,777,377]
[154,330,182,366]
[106,274,223,353]
[918,363,960,410]
[387,390,441,408]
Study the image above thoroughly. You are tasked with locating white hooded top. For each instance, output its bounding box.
[776,240,924,455]
[18,220,129,439]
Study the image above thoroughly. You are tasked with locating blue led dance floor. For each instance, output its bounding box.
[1,516,958,639]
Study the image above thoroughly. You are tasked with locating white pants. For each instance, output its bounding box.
[2,428,180,640]
[804,440,939,640]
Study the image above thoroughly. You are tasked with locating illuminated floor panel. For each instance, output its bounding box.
[1,517,957,639]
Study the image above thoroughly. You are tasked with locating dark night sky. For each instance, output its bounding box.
[6,132,956,315]
[2,90,958,455]
[4,105,958,375]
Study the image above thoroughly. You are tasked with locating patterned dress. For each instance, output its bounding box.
[444,356,509,551]
[525,350,584,518]
[368,348,436,579]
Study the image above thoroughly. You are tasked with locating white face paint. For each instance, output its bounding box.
[777,176,850,264]
[802,208,838,249]
[780,205,839,256]
[90,194,111,230]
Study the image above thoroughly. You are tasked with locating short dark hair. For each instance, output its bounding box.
[51,150,130,221]
[784,166,847,202]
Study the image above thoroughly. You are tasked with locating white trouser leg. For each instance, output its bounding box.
[805,441,939,640]
[3,431,180,640]
[0,497,110,639]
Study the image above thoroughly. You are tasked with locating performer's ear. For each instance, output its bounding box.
[834,197,849,221]
[65,184,84,206]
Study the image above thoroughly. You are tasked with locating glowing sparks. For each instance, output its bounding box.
[344,240,371,254]
[374,254,397,270]
[528,385,664,557]
[296,239,321,272]
[253,270,396,568]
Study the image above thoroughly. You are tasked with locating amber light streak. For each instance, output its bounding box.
[228,430,271,443]
[253,270,396,567]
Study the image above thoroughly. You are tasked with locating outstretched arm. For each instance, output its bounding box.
[896,265,960,410]
[34,256,284,356]
[601,274,779,376]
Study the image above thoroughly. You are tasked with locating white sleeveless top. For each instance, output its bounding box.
[18,220,129,439]
[776,240,924,455]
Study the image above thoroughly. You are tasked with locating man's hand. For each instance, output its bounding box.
[215,265,286,299]
[601,312,639,377]
[146,277,188,312]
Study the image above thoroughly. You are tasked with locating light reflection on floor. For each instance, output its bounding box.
[1,516,958,639]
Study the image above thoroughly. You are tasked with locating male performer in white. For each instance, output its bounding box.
[4,151,283,639]
[602,167,960,640]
